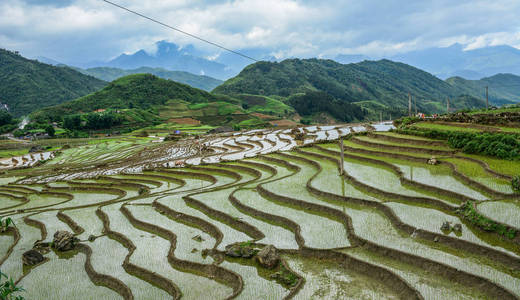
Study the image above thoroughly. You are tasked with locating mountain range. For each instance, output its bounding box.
[390,44,520,79]
[37,40,520,83]
[74,67,222,92]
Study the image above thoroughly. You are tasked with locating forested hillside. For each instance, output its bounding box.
[214,58,487,117]
[0,49,107,116]
[31,74,231,122]
[446,73,520,106]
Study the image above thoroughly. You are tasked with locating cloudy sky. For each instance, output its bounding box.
[1,0,520,64]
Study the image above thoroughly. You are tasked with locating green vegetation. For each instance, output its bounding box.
[76,67,223,91]
[233,94,295,117]
[28,74,259,134]
[0,270,24,300]
[512,176,520,193]
[457,202,516,239]
[446,74,520,106]
[0,111,19,134]
[31,74,225,122]
[214,58,487,118]
[0,49,106,116]
[411,122,480,132]
[396,127,520,160]
[288,91,365,122]
[0,217,14,233]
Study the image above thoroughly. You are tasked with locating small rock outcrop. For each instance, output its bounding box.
[33,241,51,254]
[53,231,79,251]
[441,221,451,232]
[452,223,463,233]
[22,250,44,266]
[256,245,280,269]
[225,243,255,258]
[427,157,438,165]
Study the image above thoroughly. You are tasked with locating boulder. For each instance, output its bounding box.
[440,221,451,232]
[225,244,243,258]
[53,230,79,251]
[427,157,438,165]
[453,223,462,233]
[33,241,51,254]
[22,250,44,266]
[225,243,256,258]
[256,245,280,269]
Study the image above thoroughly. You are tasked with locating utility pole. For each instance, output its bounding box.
[414,96,417,115]
[447,97,450,114]
[486,86,489,110]
[380,111,383,123]
[339,138,344,175]
[408,92,412,117]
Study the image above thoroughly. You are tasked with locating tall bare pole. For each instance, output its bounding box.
[486,86,489,110]
[447,97,450,114]
[339,138,344,175]
[380,111,383,123]
[414,96,417,115]
[408,92,412,117]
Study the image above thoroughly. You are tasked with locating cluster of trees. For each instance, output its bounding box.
[63,111,123,130]
[288,91,365,122]
[0,110,19,134]
[397,127,520,160]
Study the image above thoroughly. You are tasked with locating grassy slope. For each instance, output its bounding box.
[0,49,107,116]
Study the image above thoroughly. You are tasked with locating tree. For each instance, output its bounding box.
[45,125,55,137]
[0,110,13,126]
[63,114,82,130]
[13,129,24,138]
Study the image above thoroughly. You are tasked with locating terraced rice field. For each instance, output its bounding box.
[1,123,520,299]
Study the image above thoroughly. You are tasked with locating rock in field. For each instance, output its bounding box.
[22,250,44,266]
[441,221,451,232]
[256,245,280,269]
[452,223,462,233]
[224,243,256,258]
[53,231,79,251]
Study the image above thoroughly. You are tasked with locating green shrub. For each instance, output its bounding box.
[457,202,516,239]
[0,270,25,300]
[396,128,520,160]
[512,176,520,193]
[0,217,14,233]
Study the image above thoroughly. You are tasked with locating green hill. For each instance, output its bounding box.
[76,67,223,91]
[0,48,107,116]
[446,74,520,106]
[31,74,230,121]
[213,58,487,119]
[29,74,268,132]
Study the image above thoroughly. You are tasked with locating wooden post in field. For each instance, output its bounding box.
[339,138,344,175]
[447,97,450,114]
[380,111,382,123]
[408,92,412,117]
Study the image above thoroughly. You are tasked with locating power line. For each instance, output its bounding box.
[100,0,259,62]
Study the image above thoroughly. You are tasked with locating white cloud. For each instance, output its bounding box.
[1,0,520,63]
